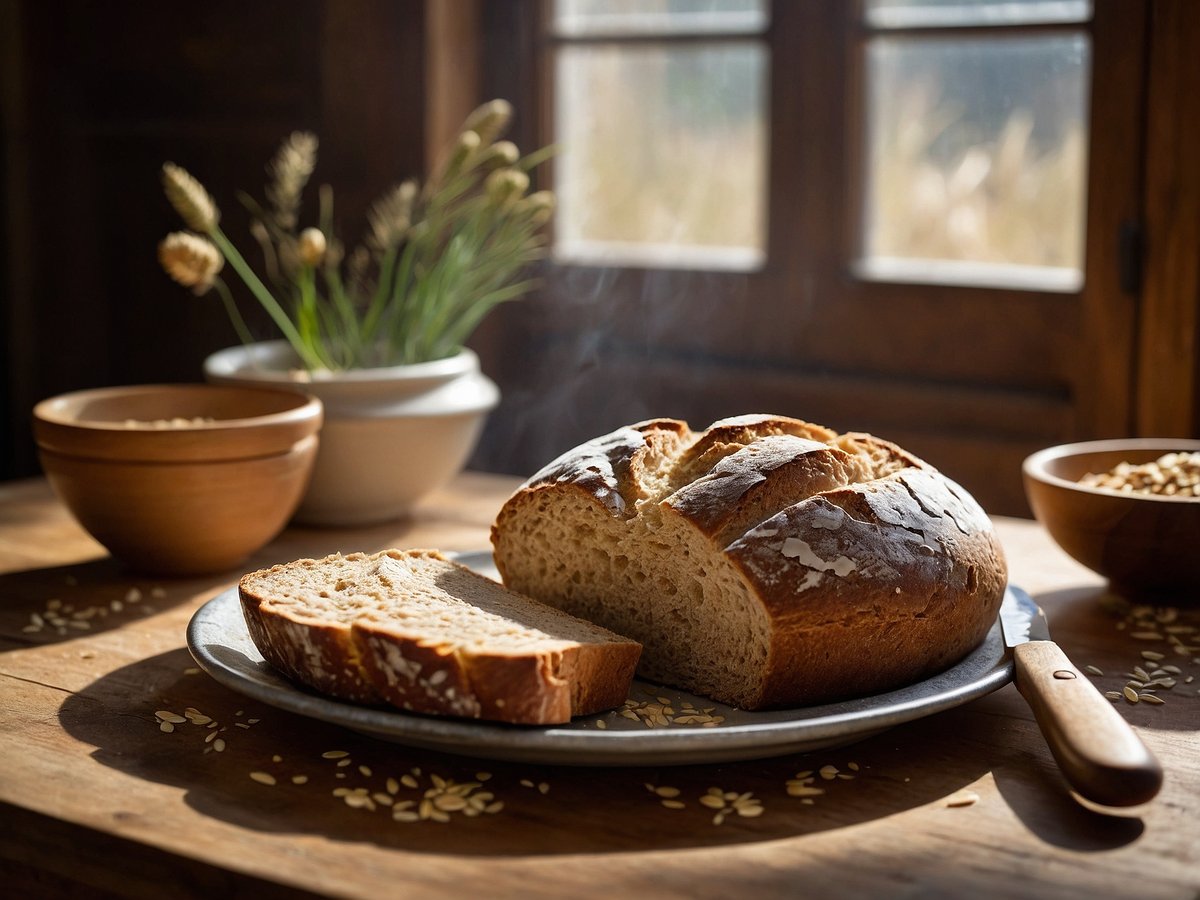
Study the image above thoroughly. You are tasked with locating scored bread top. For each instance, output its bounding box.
[493,414,1008,710]
[238,549,642,724]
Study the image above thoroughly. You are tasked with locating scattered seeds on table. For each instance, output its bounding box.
[786,775,826,798]
[946,790,979,808]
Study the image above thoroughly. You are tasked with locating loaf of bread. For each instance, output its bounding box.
[491,415,1008,710]
[238,549,642,725]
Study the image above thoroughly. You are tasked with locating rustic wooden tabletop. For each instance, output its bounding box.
[1,472,1197,899]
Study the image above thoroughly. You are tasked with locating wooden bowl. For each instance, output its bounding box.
[1022,439,1200,600]
[33,384,323,575]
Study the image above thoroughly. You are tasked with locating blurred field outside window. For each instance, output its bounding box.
[550,0,769,270]
[858,15,1092,291]
[858,0,1093,292]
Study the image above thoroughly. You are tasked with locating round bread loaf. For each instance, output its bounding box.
[491,414,1008,710]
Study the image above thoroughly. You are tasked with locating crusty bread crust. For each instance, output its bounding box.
[491,416,1008,710]
[238,549,642,725]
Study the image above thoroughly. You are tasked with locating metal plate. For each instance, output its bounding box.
[186,552,1020,766]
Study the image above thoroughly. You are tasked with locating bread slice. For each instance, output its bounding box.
[492,415,1008,710]
[238,549,642,725]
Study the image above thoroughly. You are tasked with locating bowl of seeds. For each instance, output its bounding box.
[1023,438,1200,599]
[33,384,322,575]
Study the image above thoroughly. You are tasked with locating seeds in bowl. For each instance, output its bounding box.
[122,416,216,428]
[1079,452,1200,498]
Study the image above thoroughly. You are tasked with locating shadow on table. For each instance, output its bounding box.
[0,557,219,651]
[1034,585,1199,735]
[0,521,425,652]
[991,745,1146,851]
[56,646,1146,858]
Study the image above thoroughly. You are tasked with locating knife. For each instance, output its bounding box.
[1000,588,1163,809]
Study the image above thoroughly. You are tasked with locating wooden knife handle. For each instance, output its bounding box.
[1013,641,1162,808]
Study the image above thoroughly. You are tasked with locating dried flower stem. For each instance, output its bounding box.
[267,132,318,230]
[211,277,257,348]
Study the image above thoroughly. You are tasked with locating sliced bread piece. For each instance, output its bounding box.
[238,549,642,725]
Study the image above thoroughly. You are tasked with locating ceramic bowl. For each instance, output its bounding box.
[204,341,499,526]
[33,384,323,575]
[1022,439,1200,599]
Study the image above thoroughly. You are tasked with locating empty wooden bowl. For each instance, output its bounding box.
[33,384,323,575]
[1022,439,1200,600]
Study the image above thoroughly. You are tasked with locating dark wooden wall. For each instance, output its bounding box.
[0,0,428,479]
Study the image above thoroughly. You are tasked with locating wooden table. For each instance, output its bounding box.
[1,472,1197,899]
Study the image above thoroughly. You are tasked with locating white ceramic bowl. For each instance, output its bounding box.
[204,342,499,525]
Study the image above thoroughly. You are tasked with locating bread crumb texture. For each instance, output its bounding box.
[492,414,1008,710]
[238,549,641,725]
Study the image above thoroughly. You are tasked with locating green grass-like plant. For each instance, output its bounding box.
[158,99,553,371]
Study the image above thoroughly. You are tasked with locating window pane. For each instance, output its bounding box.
[554,0,767,37]
[864,0,1091,29]
[554,42,767,269]
[860,35,1090,291]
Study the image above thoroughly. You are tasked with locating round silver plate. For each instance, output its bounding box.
[186,551,1017,766]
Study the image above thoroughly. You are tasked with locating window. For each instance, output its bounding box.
[858,2,1093,291]
[476,1,1156,516]
[548,1,769,270]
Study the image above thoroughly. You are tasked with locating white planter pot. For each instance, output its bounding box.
[204,341,499,526]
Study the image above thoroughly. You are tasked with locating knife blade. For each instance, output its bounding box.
[1000,587,1162,809]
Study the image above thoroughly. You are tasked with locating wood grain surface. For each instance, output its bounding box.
[1,473,1197,899]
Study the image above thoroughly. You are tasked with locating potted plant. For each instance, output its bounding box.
[157,99,553,525]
